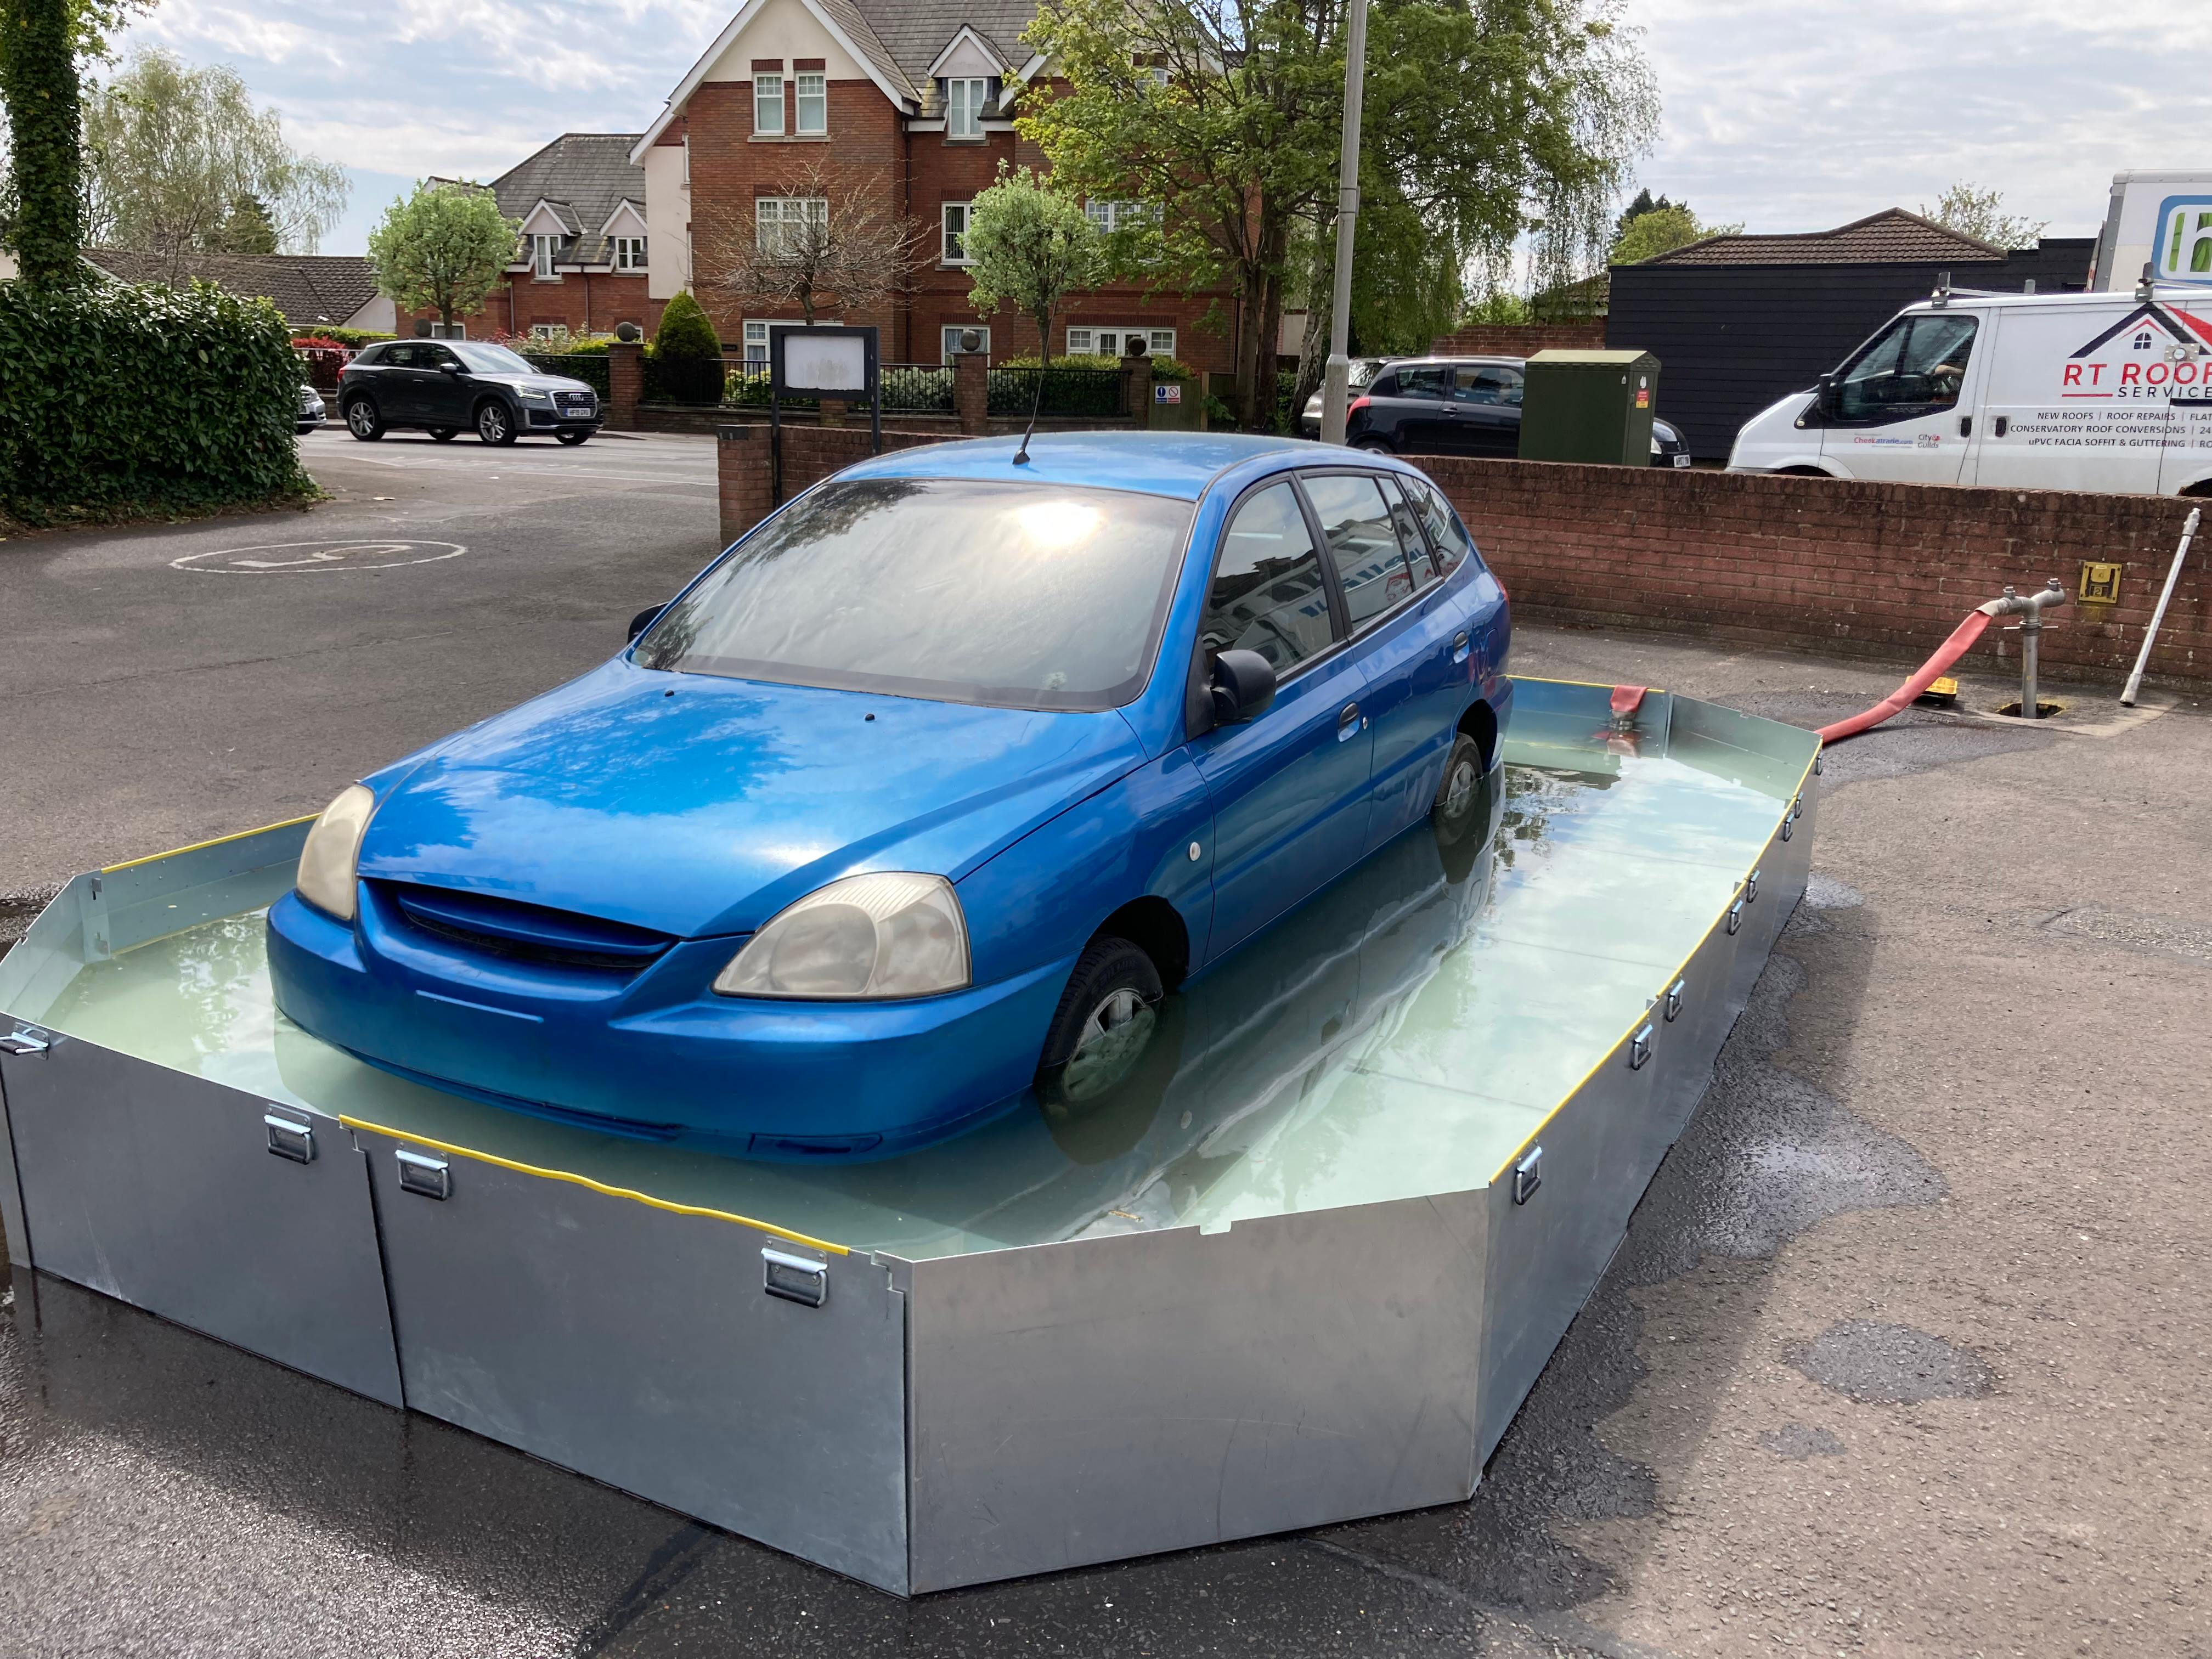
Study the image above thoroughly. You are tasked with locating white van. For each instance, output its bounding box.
[1728,286,2212,497]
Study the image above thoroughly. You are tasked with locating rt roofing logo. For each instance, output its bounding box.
[2061,302,2212,399]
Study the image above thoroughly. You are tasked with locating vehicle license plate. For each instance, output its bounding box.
[1673,454,1691,467]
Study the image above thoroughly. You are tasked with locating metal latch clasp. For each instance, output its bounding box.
[1628,1023,1655,1070]
[1512,1147,1543,1206]
[395,1147,451,1200]
[1,1028,52,1057]
[264,1110,315,1164]
[763,1246,828,1307]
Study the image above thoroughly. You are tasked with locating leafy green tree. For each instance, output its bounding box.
[1920,182,2047,251]
[652,289,720,358]
[1,0,87,284]
[1020,0,1657,427]
[80,49,347,277]
[365,180,518,333]
[962,164,1104,368]
[1607,194,1742,266]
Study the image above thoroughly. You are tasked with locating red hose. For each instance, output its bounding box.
[1816,610,1993,744]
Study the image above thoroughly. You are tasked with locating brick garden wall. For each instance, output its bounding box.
[1417,456,2209,686]
[1429,323,1607,358]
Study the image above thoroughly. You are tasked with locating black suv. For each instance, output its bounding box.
[1300,355,1690,465]
[338,340,602,446]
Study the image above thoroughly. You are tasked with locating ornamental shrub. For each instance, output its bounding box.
[652,290,720,360]
[0,280,311,522]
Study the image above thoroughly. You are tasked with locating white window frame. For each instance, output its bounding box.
[1065,327,1096,356]
[742,320,771,364]
[528,323,567,342]
[941,324,989,362]
[754,72,785,135]
[1084,201,1154,234]
[755,196,827,254]
[613,235,646,271]
[794,72,827,134]
[946,77,988,138]
[1067,326,1175,358]
[531,234,559,279]
[941,201,972,265]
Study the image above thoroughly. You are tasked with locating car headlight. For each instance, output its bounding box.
[713,872,969,1000]
[296,783,375,922]
[520,388,555,405]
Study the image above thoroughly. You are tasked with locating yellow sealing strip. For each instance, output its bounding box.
[1487,748,1816,1186]
[103,813,319,873]
[338,1115,851,1256]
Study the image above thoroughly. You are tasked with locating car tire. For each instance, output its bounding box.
[556,429,592,446]
[429,427,459,443]
[1353,435,1395,454]
[1431,732,1488,849]
[475,400,518,445]
[343,398,384,441]
[1035,935,1164,1104]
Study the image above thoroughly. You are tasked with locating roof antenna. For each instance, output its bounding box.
[1012,353,1043,466]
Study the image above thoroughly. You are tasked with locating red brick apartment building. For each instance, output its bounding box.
[626,0,1237,369]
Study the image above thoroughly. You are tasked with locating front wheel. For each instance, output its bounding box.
[556,428,592,446]
[1036,935,1163,1106]
[343,398,384,441]
[1353,435,1395,454]
[429,427,459,443]
[475,400,518,445]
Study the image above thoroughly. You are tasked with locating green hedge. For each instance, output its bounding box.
[1,280,310,522]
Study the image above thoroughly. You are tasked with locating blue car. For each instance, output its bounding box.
[267,432,1513,1160]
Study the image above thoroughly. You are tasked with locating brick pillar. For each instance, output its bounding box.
[952,351,988,435]
[1126,352,1154,424]
[718,425,772,546]
[607,341,642,431]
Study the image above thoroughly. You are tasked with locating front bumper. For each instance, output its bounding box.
[266,884,1068,1161]
[524,399,602,431]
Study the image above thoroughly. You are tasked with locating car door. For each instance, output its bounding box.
[369,342,423,419]
[1187,478,1374,963]
[416,343,471,427]
[1816,310,1987,484]
[1299,471,1462,853]
[1380,364,1461,455]
[1451,363,1524,456]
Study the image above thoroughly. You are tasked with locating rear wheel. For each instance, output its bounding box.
[1432,732,1487,848]
[343,398,384,441]
[429,427,459,443]
[1353,435,1395,454]
[475,400,517,445]
[1036,935,1163,1105]
[556,428,592,446]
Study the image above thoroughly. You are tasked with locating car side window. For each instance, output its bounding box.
[380,343,415,368]
[1394,365,1449,402]
[1378,476,1441,591]
[421,345,459,370]
[1302,472,1415,630]
[1454,365,1522,407]
[1401,476,1477,582]
[1199,482,1338,674]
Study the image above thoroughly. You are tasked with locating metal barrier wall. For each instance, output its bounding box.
[0,680,1816,1595]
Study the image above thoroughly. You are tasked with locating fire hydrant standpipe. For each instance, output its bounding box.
[1816,581,2068,745]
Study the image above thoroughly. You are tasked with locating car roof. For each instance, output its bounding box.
[831,431,1316,502]
[1383,356,1525,370]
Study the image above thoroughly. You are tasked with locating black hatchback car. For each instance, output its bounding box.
[1300,356,1690,466]
[338,339,602,446]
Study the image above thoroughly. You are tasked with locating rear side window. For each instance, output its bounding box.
[382,343,419,368]
[1454,365,1522,407]
[1401,476,1477,582]
[1393,365,1450,402]
[1200,481,1336,672]
[1302,472,1414,629]
[1378,477,1440,591]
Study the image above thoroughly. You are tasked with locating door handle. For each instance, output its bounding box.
[1452,629,1470,665]
[1994,415,2008,437]
[1337,702,1362,741]
[1958,415,1972,438]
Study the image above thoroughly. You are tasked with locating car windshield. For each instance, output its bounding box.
[449,342,539,375]
[1348,359,1383,390]
[635,478,1194,710]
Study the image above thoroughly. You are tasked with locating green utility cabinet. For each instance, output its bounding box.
[1519,349,1660,465]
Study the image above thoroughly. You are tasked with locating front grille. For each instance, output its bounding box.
[556,390,596,414]
[382,882,674,974]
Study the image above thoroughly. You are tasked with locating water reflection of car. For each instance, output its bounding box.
[336,339,602,447]
[266,432,1513,1161]
[1300,356,1693,465]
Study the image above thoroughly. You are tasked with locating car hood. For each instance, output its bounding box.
[471,371,596,395]
[356,660,1148,939]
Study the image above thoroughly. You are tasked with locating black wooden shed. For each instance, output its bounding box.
[1606,210,2094,460]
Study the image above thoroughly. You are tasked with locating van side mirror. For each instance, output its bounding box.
[1210,649,1277,725]
[628,604,665,644]
[1813,373,1838,416]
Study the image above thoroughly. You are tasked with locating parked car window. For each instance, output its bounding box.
[449,341,539,375]
[1377,476,1440,591]
[379,343,418,368]
[1200,481,1336,673]
[1832,314,1978,422]
[1393,364,1451,402]
[1400,476,1476,582]
[1454,365,1522,407]
[354,343,391,366]
[420,344,460,370]
[635,479,1192,712]
[1302,472,1414,629]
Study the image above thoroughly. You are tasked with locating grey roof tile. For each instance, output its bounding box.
[489,133,647,266]
[850,0,1041,89]
[86,250,382,328]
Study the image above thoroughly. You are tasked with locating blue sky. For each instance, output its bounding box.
[111,0,2212,257]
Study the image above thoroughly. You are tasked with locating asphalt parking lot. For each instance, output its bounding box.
[3,442,2210,1657]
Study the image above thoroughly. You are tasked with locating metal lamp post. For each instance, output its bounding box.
[1318,0,1369,447]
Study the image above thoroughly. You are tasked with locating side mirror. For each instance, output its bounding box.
[628,604,665,644]
[1813,372,1838,415]
[439,361,464,375]
[1209,649,1277,726]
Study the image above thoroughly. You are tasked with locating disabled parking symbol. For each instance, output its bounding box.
[172,539,466,574]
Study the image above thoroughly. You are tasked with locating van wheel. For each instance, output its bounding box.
[343,398,384,441]
[1036,935,1163,1105]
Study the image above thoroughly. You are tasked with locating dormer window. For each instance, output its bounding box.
[945,77,990,138]
[532,234,559,279]
[755,71,785,135]
[614,235,646,271]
